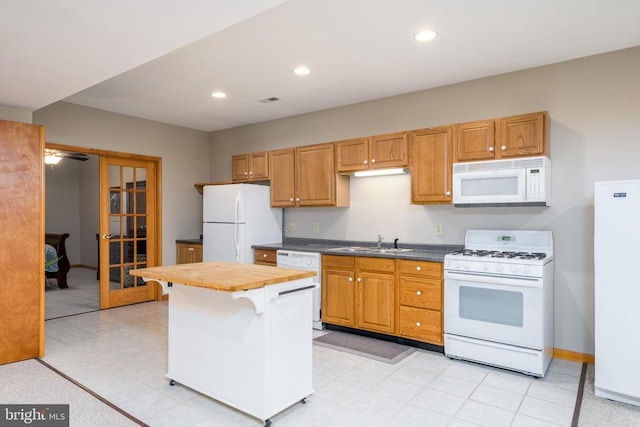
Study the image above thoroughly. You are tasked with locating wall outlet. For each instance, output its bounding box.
[289,222,296,231]
[313,222,320,232]
[434,223,443,236]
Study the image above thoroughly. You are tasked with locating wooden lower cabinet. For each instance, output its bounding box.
[356,257,395,334]
[398,306,442,344]
[322,255,395,336]
[254,249,277,266]
[322,255,356,326]
[176,243,203,264]
[322,255,444,346]
[397,259,443,345]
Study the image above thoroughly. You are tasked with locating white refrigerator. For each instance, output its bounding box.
[594,179,640,406]
[203,184,282,263]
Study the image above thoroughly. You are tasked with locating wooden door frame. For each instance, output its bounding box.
[45,142,164,301]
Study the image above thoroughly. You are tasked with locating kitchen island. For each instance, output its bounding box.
[130,262,317,427]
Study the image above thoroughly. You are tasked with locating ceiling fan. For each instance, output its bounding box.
[44,148,89,165]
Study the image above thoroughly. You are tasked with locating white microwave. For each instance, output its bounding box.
[452,156,551,207]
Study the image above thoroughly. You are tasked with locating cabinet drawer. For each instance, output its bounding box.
[323,254,355,269]
[357,256,395,273]
[398,306,442,345]
[399,276,441,310]
[398,259,441,278]
[254,249,276,265]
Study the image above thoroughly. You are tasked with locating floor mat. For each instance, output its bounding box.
[314,331,415,364]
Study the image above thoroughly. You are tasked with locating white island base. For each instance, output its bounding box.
[147,275,316,426]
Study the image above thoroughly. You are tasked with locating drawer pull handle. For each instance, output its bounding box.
[357,277,362,282]
[263,253,267,258]
[188,247,194,251]
[416,266,421,271]
[348,277,353,282]
[416,322,421,327]
[416,290,421,296]
[501,145,506,150]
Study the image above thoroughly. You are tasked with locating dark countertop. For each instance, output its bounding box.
[176,239,203,245]
[253,238,463,262]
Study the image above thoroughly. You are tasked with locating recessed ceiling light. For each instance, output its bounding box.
[293,66,311,76]
[211,91,227,99]
[414,30,437,42]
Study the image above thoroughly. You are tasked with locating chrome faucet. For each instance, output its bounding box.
[377,234,383,249]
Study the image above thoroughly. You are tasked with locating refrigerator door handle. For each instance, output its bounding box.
[234,192,240,261]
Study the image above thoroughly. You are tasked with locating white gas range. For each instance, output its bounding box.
[443,229,554,377]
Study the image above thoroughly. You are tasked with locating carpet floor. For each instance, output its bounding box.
[45,268,99,320]
[578,363,640,426]
[0,359,143,426]
[313,331,415,364]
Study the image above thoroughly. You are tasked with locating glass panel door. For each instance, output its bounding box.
[100,157,156,308]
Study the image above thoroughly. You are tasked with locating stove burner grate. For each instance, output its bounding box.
[450,250,547,260]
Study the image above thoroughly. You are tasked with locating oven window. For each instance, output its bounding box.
[459,286,523,327]
[461,176,518,196]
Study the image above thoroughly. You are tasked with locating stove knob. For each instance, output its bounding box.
[482,263,489,271]
[463,261,471,269]
[495,264,504,272]
[510,264,519,274]
[454,261,462,269]
[523,266,530,275]
[305,259,312,266]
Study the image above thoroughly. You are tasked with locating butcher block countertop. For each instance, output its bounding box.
[130,261,316,292]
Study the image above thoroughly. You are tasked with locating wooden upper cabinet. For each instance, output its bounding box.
[411,126,454,204]
[270,144,349,207]
[297,143,338,206]
[335,137,370,172]
[232,151,269,182]
[269,148,296,207]
[371,132,409,169]
[454,111,548,162]
[454,120,496,162]
[497,111,548,158]
[336,132,408,173]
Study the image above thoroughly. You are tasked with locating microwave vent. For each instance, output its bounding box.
[453,156,549,173]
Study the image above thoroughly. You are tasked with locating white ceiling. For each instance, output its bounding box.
[3,1,640,132]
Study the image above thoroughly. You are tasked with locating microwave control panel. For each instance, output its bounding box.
[526,168,545,201]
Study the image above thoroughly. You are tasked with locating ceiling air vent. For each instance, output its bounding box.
[257,97,280,104]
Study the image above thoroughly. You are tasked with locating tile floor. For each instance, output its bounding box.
[43,301,582,427]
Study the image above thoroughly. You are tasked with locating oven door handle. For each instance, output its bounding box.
[444,271,543,288]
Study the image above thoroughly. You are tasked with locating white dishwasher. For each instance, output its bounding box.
[277,250,322,330]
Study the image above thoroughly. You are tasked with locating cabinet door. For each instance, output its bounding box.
[296,143,336,206]
[231,154,249,182]
[411,126,453,204]
[497,112,547,158]
[357,271,395,334]
[249,151,270,180]
[454,120,496,162]
[322,267,355,326]
[336,137,369,172]
[370,131,408,169]
[270,148,296,207]
[176,244,202,264]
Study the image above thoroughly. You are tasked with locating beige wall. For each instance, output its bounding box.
[34,102,211,265]
[209,46,640,355]
[0,106,32,123]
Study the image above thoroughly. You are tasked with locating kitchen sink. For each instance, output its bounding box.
[327,246,413,253]
[328,246,376,252]
[370,248,414,253]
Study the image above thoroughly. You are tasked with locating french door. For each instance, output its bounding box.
[99,156,158,308]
